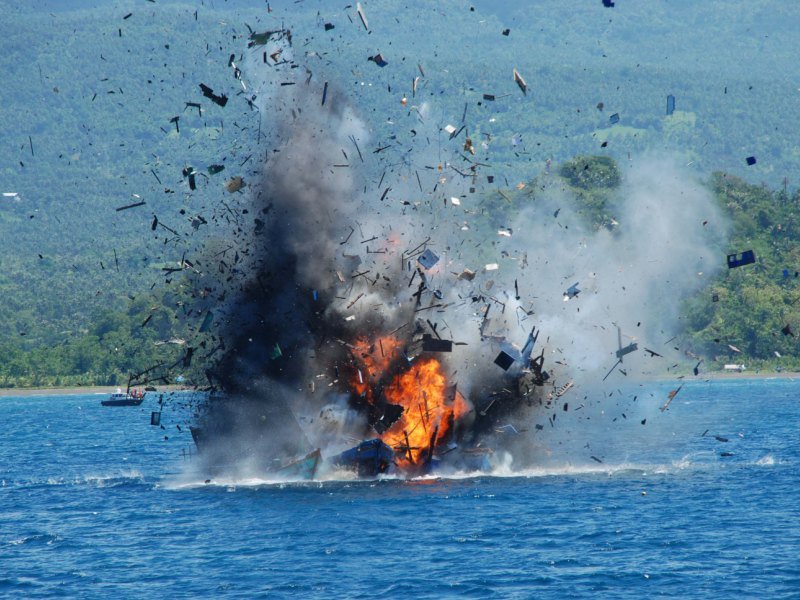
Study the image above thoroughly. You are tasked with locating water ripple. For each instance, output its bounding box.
[1,387,798,599]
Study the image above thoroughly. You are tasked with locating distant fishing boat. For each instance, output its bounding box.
[101,388,145,407]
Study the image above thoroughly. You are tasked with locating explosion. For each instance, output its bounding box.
[350,334,471,469]
[183,13,726,482]
[182,24,557,479]
[381,357,452,466]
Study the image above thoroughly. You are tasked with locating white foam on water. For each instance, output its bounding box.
[755,454,775,466]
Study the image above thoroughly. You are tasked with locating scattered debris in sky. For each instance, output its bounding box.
[9,0,769,482]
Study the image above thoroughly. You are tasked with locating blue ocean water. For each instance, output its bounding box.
[1,379,798,599]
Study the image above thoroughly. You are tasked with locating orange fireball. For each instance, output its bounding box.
[350,335,403,401]
[349,336,472,469]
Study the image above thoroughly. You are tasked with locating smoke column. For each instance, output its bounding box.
[189,24,728,477]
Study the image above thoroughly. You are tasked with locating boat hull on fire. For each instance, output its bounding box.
[330,439,395,478]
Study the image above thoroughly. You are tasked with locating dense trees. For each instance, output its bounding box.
[680,173,800,369]
[2,2,799,386]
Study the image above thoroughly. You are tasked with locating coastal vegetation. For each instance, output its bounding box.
[2,1,799,387]
[3,154,798,388]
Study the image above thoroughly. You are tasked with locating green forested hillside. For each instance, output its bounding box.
[1,1,799,386]
[0,2,252,349]
[552,157,800,371]
[682,173,800,369]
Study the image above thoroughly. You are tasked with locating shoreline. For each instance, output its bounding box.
[0,385,189,398]
[639,369,800,382]
[1,371,798,398]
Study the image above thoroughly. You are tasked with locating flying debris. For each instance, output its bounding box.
[660,385,683,412]
[603,325,638,380]
[520,327,539,364]
[615,331,638,360]
[555,381,574,397]
[417,249,439,270]
[513,68,527,95]
[185,101,202,116]
[727,250,755,268]
[182,167,197,190]
[421,335,453,353]
[199,83,228,107]
[494,351,516,371]
[369,54,388,68]
[247,28,288,47]
[356,2,369,31]
[224,177,245,193]
[458,268,475,280]
[563,282,580,301]
[115,199,146,211]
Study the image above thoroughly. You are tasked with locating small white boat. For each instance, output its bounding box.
[101,388,145,407]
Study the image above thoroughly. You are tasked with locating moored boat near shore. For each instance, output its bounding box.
[101,388,145,407]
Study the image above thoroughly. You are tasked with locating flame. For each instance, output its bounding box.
[350,336,403,401]
[382,357,469,467]
[349,336,472,469]
[452,388,471,421]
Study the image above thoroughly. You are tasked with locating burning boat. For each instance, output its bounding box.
[181,29,560,480]
[330,439,394,478]
[129,15,716,484]
[190,316,553,480]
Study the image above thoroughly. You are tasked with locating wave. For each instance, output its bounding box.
[161,465,363,490]
[755,454,775,466]
[9,470,151,490]
[160,449,786,490]
[161,457,701,489]
[7,533,63,546]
